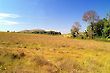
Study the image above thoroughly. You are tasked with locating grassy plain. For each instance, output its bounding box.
[0,32,110,73]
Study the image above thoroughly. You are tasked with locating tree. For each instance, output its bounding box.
[103,17,110,38]
[83,10,99,23]
[83,10,99,39]
[71,22,81,37]
[94,20,104,36]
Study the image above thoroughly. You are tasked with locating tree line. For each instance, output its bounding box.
[32,30,61,35]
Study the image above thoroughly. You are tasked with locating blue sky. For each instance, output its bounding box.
[0,0,110,33]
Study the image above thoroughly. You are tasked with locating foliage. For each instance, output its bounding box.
[19,29,61,35]
[70,11,110,39]
[83,10,99,39]
[82,11,110,39]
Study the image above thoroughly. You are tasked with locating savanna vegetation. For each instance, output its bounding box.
[71,10,110,41]
[0,10,110,73]
[0,32,110,73]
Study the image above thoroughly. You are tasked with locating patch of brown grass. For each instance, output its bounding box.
[0,32,110,73]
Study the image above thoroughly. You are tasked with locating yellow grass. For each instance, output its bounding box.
[0,32,110,73]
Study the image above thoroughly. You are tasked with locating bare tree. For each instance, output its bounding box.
[83,10,99,23]
[71,22,81,37]
[83,10,99,38]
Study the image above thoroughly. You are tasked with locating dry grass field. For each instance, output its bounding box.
[0,32,110,73]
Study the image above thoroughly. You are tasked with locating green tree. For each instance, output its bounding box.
[94,20,104,37]
[102,13,110,38]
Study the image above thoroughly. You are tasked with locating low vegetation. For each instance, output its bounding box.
[0,32,110,73]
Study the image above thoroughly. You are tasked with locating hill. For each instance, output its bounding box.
[0,32,110,73]
[18,29,61,35]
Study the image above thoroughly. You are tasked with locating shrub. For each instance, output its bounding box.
[33,56,59,73]
[57,58,83,73]
[11,53,20,59]
[33,56,50,66]
[11,52,25,59]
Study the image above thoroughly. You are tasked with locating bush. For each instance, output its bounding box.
[33,56,59,73]
[11,52,25,59]
[33,56,50,66]
[7,31,10,32]
[57,58,83,73]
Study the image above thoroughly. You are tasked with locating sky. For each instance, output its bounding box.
[0,0,110,33]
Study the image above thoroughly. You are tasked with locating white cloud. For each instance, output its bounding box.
[0,13,20,19]
[0,13,21,25]
[0,20,19,25]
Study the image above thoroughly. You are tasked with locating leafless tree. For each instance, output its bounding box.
[71,22,81,37]
[83,10,99,23]
[82,10,99,38]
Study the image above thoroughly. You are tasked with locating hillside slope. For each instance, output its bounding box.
[0,32,110,73]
